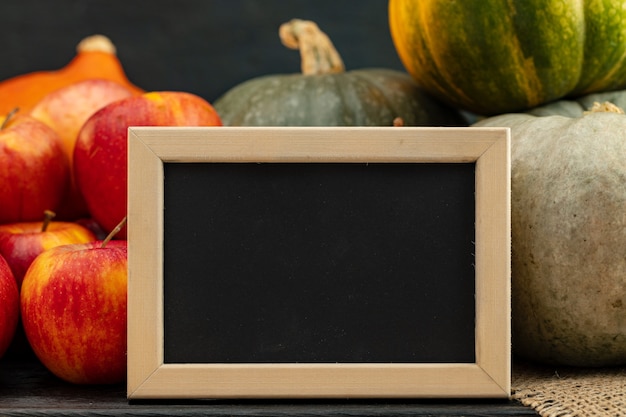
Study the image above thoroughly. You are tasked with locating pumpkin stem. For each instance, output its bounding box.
[76,34,117,55]
[584,101,625,115]
[279,19,345,75]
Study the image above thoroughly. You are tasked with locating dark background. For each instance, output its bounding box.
[1,0,405,103]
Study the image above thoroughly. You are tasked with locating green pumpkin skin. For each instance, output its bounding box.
[474,107,626,367]
[213,68,467,127]
[389,0,626,116]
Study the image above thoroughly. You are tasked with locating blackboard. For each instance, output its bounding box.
[127,126,511,399]
[162,162,476,364]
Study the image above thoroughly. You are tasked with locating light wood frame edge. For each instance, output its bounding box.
[127,126,511,400]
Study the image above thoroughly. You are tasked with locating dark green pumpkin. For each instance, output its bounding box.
[389,0,626,116]
[214,19,466,127]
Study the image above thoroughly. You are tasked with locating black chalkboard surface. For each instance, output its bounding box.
[162,162,476,364]
[126,126,511,399]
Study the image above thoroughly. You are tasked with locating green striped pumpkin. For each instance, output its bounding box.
[389,0,626,116]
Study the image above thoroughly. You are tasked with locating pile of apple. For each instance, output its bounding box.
[0,71,222,384]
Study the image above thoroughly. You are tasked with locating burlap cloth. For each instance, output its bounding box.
[512,359,626,416]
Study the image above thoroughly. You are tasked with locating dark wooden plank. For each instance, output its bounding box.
[0,355,537,416]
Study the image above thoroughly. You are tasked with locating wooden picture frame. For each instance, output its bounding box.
[127,126,511,400]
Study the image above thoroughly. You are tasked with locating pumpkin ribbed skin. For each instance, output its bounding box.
[214,68,467,127]
[389,0,626,115]
[474,104,626,366]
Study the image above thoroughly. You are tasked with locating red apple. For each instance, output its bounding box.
[0,210,96,289]
[0,111,70,224]
[29,79,136,220]
[74,91,222,238]
[0,254,19,359]
[20,222,127,384]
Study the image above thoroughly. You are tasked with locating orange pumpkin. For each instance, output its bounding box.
[0,35,143,116]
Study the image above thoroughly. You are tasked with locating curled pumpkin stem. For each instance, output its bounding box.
[279,19,345,75]
[584,101,625,115]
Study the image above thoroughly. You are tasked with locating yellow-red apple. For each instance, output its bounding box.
[73,91,222,238]
[0,211,96,289]
[29,79,136,220]
[20,235,127,384]
[0,112,69,224]
[0,254,19,359]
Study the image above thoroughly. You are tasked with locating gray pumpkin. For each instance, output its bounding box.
[474,96,626,367]
[529,90,626,117]
[214,19,466,127]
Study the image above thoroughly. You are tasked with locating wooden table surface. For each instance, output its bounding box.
[1,353,538,417]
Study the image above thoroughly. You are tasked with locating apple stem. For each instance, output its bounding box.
[101,217,127,248]
[1,107,19,130]
[41,210,56,232]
